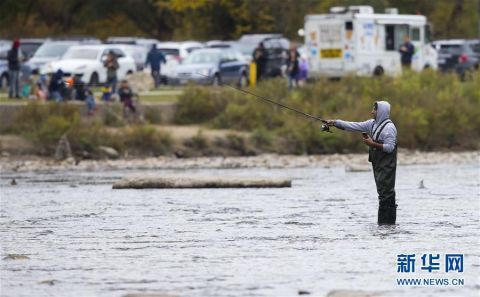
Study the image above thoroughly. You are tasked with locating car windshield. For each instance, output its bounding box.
[183,51,220,64]
[235,42,256,55]
[158,48,180,56]
[469,42,480,54]
[63,48,99,60]
[21,44,41,57]
[437,44,461,54]
[34,44,73,58]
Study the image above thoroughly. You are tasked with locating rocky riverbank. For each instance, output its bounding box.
[0,150,477,173]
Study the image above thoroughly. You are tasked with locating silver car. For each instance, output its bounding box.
[170,48,249,86]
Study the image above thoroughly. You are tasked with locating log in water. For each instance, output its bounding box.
[112,176,292,189]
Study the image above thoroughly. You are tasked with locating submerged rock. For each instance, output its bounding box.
[3,254,29,260]
[38,279,57,286]
[113,176,292,189]
[419,179,426,189]
[98,146,119,159]
[54,134,72,161]
[345,164,371,172]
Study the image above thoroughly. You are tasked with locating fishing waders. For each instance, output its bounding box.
[369,120,397,225]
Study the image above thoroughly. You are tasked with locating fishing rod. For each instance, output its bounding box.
[196,73,331,132]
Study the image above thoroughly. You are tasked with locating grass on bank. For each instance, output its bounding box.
[5,70,480,157]
[174,70,480,153]
[9,102,173,157]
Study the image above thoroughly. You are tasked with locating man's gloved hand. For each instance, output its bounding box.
[325,120,336,126]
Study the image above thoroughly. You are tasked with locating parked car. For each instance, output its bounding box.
[205,40,236,49]
[465,39,480,66]
[45,45,136,85]
[0,38,42,61]
[169,48,249,86]
[106,36,159,49]
[433,39,479,78]
[27,39,100,74]
[156,41,204,83]
[19,38,46,60]
[157,41,203,61]
[120,44,148,71]
[236,34,289,77]
[0,59,8,89]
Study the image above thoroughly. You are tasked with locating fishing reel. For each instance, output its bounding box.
[321,123,332,133]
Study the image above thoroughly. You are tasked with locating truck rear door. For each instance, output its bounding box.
[318,21,344,71]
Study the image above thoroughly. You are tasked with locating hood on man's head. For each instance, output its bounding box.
[375,101,390,122]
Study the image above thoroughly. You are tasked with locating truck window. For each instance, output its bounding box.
[411,27,420,42]
[385,25,408,51]
[345,21,353,30]
[385,25,395,50]
[424,24,431,44]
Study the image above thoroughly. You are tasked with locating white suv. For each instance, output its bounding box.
[45,45,136,85]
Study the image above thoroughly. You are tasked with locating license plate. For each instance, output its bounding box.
[320,49,342,58]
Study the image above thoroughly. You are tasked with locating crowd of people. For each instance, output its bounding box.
[4,39,144,118]
[252,42,308,90]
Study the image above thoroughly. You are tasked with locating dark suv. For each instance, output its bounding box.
[235,34,290,78]
[433,39,479,79]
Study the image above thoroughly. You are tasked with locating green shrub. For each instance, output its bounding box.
[213,133,254,156]
[184,130,208,150]
[144,108,163,124]
[69,122,119,153]
[250,127,274,150]
[123,124,172,156]
[177,71,480,152]
[174,86,229,124]
[103,104,125,127]
[12,102,80,150]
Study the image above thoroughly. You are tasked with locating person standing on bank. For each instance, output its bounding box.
[7,39,21,98]
[103,50,119,93]
[326,101,398,225]
[146,44,166,88]
[286,44,300,90]
[399,34,414,68]
[252,42,267,82]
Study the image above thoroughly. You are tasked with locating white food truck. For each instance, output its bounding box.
[304,6,438,77]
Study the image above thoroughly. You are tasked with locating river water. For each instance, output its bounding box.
[0,162,478,297]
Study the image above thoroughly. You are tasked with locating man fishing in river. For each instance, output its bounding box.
[197,71,398,225]
[326,101,398,225]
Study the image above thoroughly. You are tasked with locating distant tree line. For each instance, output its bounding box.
[1,0,479,41]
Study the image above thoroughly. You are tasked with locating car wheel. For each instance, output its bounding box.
[238,72,248,87]
[373,66,384,76]
[0,73,8,90]
[212,74,221,86]
[89,72,99,86]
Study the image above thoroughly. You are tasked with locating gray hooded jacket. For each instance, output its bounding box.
[334,101,397,153]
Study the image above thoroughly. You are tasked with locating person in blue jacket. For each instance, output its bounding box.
[399,34,415,68]
[145,44,166,88]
